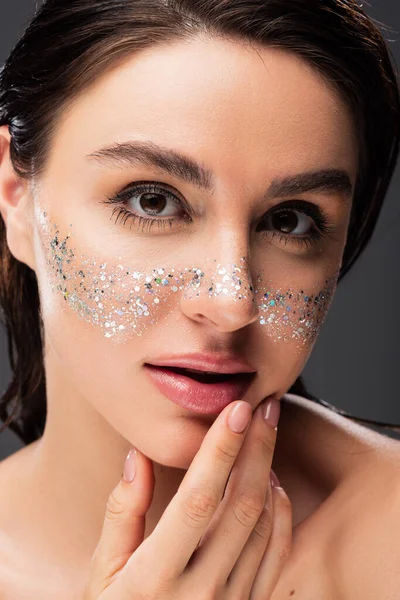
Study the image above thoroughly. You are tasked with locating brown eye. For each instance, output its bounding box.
[124,185,184,218]
[272,210,299,233]
[102,180,194,234]
[139,193,168,215]
[263,209,314,236]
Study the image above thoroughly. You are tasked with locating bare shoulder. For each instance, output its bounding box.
[274,394,400,598]
[326,457,400,599]
[282,392,400,460]
[271,461,400,599]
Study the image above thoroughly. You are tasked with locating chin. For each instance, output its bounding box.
[134,413,215,471]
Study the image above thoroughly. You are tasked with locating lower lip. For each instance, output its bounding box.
[144,365,254,415]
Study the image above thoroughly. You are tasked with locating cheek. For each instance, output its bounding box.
[33,211,186,340]
[252,259,339,397]
[255,271,338,346]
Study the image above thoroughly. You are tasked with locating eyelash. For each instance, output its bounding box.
[102,181,336,250]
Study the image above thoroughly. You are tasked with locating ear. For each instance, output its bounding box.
[0,124,36,271]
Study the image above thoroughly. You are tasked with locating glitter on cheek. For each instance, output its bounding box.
[36,214,176,339]
[255,278,337,345]
[37,211,338,344]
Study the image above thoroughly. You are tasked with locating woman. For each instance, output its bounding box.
[0,0,399,598]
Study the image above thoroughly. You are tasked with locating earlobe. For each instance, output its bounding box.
[0,125,36,272]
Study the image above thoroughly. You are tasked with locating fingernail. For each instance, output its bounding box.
[270,468,281,488]
[123,447,137,483]
[263,398,280,429]
[228,401,252,433]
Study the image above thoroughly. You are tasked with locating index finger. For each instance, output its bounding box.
[136,400,253,579]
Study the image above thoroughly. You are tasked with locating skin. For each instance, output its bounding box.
[1,35,398,597]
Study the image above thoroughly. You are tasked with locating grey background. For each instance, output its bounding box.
[1,0,400,458]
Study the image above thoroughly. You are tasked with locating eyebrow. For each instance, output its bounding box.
[87,140,353,201]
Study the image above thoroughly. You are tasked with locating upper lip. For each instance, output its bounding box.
[145,353,257,375]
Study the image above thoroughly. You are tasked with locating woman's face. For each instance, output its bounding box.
[28,36,357,468]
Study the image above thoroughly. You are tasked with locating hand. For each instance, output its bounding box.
[82,398,292,599]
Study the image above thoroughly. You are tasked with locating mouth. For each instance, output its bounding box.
[158,366,253,384]
[143,364,256,415]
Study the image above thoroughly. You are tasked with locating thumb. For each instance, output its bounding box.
[87,447,155,594]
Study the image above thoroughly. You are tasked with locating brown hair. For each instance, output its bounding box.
[0,0,399,444]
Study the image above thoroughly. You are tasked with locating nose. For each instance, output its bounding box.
[179,256,260,333]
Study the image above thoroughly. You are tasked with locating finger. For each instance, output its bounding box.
[136,400,253,582]
[226,477,275,595]
[249,482,293,599]
[186,398,279,584]
[86,448,155,596]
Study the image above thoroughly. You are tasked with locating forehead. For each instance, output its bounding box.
[46,36,358,183]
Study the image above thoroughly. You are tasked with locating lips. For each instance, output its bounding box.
[144,361,256,415]
[144,352,256,375]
